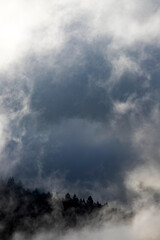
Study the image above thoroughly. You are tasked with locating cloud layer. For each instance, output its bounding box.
[0,0,160,204]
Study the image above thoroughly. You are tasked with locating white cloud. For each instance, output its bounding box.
[0,0,160,72]
[114,99,136,115]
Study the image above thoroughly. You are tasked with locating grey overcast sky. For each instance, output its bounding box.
[1,0,160,201]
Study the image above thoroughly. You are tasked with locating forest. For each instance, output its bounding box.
[0,178,108,240]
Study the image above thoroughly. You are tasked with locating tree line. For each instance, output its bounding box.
[0,178,104,240]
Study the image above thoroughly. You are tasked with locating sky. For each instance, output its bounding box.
[0,0,160,203]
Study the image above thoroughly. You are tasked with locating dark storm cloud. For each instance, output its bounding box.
[28,38,160,127]
[30,39,112,124]
[2,37,160,201]
[13,118,136,199]
[3,37,140,200]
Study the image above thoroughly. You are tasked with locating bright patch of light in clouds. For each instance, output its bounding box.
[1,0,160,71]
[0,0,65,71]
